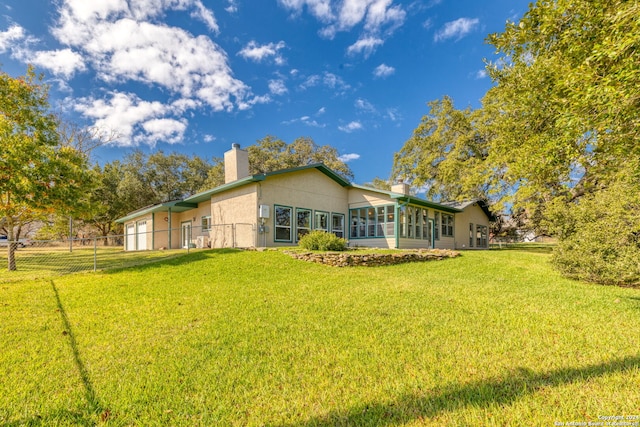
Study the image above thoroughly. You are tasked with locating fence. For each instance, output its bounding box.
[0,223,256,280]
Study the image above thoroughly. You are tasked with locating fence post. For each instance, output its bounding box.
[93,237,97,272]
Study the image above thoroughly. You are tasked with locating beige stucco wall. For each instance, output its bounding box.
[453,204,490,249]
[348,188,394,208]
[210,183,259,248]
[258,169,349,247]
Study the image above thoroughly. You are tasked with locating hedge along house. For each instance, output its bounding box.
[116,144,493,251]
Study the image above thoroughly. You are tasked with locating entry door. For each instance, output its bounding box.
[181,221,192,248]
[136,220,147,250]
[126,224,135,251]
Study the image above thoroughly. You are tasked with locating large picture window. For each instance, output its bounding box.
[350,205,396,239]
[274,205,292,242]
[296,208,312,241]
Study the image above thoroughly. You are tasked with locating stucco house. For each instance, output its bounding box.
[116,144,494,251]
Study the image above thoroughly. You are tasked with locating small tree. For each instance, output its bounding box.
[0,67,94,270]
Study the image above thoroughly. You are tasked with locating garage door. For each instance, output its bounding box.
[126,224,135,251]
[137,220,147,250]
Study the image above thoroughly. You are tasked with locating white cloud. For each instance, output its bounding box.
[26,49,86,78]
[279,0,405,57]
[225,0,239,13]
[141,118,188,145]
[434,17,480,42]
[299,72,350,94]
[346,36,383,57]
[0,24,25,53]
[339,153,360,162]
[238,41,286,65]
[475,69,488,79]
[282,115,326,128]
[269,79,288,95]
[338,121,363,132]
[203,134,216,143]
[73,91,175,147]
[355,98,375,113]
[316,107,326,115]
[373,63,395,78]
[386,107,401,122]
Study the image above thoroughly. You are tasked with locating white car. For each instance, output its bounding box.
[0,236,31,248]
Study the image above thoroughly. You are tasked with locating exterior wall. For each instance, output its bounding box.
[259,169,349,247]
[433,209,456,250]
[175,202,213,248]
[433,235,455,250]
[210,183,259,248]
[453,203,491,249]
[351,237,396,249]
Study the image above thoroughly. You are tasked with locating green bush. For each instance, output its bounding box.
[298,230,348,251]
[551,174,640,286]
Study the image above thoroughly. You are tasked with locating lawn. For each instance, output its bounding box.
[1,247,639,426]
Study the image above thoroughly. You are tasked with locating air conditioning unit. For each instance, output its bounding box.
[196,236,209,248]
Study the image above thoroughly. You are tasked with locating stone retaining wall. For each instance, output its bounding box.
[283,249,459,267]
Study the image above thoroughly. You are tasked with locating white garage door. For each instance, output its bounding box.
[136,220,147,250]
[126,224,135,251]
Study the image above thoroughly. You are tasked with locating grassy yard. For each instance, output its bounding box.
[1,247,639,426]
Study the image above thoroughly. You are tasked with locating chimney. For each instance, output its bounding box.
[391,182,410,195]
[224,143,250,183]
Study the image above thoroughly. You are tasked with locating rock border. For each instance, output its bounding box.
[282,249,460,267]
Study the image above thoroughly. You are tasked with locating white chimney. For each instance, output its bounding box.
[224,143,250,183]
[391,182,410,195]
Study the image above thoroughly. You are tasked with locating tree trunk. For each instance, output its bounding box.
[7,243,17,271]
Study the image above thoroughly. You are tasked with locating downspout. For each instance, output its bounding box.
[168,207,172,249]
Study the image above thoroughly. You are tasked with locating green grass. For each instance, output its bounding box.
[1,248,639,426]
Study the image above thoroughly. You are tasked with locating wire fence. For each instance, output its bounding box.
[0,223,256,282]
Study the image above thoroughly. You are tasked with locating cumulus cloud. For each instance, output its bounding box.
[25,49,86,78]
[338,153,360,162]
[279,0,406,57]
[338,120,363,133]
[0,24,26,53]
[355,98,375,113]
[238,40,286,65]
[373,63,395,78]
[434,17,480,42]
[29,0,256,147]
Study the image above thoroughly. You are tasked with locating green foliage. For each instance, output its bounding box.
[551,168,640,285]
[298,230,347,251]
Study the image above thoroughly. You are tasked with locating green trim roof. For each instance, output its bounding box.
[115,200,198,223]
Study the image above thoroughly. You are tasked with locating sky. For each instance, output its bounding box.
[0,0,531,186]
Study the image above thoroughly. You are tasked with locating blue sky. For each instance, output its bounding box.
[0,0,529,185]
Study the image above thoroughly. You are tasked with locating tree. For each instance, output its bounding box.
[0,67,94,270]
[201,136,354,189]
[394,0,640,284]
[393,96,492,203]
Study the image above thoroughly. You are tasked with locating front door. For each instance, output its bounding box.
[181,221,192,249]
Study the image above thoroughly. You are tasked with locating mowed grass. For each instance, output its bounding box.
[1,248,639,426]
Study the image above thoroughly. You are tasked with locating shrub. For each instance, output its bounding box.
[298,230,348,251]
[551,174,640,286]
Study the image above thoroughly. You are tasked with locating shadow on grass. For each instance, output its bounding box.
[47,281,110,424]
[271,355,640,427]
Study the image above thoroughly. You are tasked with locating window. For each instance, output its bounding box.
[201,215,212,231]
[274,205,292,242]
[367,208,376,237]
[476,225,488,248]
[349,205,396,239]
[332,213,345,238]
[422,209,429,240]
[434,212,440,240]
[398,206,406,238]
[441,213,454,237]
[296,208,312,241]
[469,223,474,247]
[315,211,329,232]
[376,207,385,236]
[386,206,395,236]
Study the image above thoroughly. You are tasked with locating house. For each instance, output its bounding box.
[116,144,494,251]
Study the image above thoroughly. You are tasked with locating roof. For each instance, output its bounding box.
[115,200,198,223]
[350,184,462,213]
[116,163,351,222]
[441,199,496,221]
